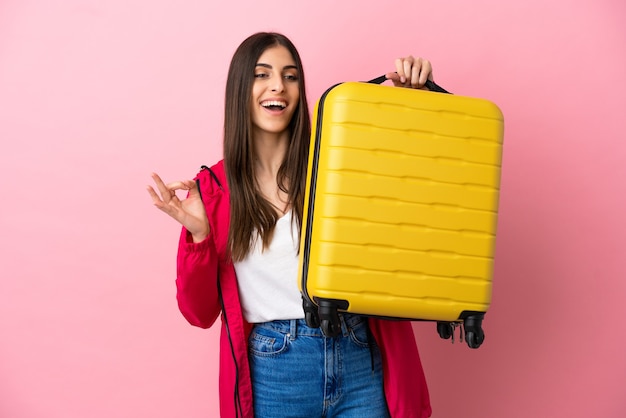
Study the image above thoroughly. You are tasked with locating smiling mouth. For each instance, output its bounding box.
[261,100,287,110]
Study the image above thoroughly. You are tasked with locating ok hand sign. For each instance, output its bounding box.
[147,173,209,243]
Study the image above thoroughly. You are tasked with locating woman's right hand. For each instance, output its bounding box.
[386,55,433,90]
[147,173,210,243]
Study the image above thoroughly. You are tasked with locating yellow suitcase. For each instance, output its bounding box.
[298,77,504,348]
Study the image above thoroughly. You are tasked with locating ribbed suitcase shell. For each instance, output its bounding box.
[298,81,504,322]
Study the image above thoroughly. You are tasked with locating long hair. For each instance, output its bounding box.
[223,32,311,262]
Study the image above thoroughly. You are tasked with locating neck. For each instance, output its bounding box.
[253,131,289,179]
[253,131,291,215]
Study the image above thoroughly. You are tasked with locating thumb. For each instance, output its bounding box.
[186,179,204,202]
[385,72,400,83]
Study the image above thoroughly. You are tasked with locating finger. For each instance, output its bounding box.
[181,179,197,191]
[153,173,198,204]
[419,59,433,86]
[151,172,173,201]
[163,180,197,204]
[403,56,415,86]
[146,185,164,205]
[410,57,422,88]
[147,185,176,216]
[183,180,203,201]
[385,72,399,82]
[151,172,165,190]
[394,57,408,84]
[165,180,194,191]
[385,71,401,85]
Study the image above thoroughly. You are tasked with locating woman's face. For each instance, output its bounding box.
[250,45,300,139]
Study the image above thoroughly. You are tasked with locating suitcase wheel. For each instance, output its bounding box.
[305,310,321,329]
[317,300,341,338]
[438,313,486,349]
[302,297,321,328]
[436,322,453,340]
[320,318,341,338]
[463,314,485,349]
[465,330,485,349]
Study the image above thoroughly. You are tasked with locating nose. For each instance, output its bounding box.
[271,77,285,93]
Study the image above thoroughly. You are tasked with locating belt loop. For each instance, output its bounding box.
[289,319,297,340]
[340,314,349,337]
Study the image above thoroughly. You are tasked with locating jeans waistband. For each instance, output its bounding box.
[253,313,366,339]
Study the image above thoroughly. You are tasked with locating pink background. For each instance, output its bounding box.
[1,0,625,417]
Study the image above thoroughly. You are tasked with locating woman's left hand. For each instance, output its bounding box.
[386,56,433,89]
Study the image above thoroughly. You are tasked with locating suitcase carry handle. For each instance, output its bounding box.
[367,74,451,94]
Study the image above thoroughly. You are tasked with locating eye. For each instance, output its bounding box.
[284,74,299,81]
[255,72,269,79]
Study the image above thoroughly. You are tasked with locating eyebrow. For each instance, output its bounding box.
[255,63,298,71]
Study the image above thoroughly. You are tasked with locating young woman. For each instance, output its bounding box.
[148,32,433,418]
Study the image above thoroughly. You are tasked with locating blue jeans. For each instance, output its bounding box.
[248,314,390,418]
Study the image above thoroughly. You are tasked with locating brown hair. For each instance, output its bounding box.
[223,32,311,261]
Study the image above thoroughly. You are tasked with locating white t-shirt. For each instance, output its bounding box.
[233,210,305,323]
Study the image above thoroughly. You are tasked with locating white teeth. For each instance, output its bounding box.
[261,101,286,108]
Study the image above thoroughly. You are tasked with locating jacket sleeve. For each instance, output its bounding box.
[174,169,224,329]
[175,230,221,328]
[369,319,432,418]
